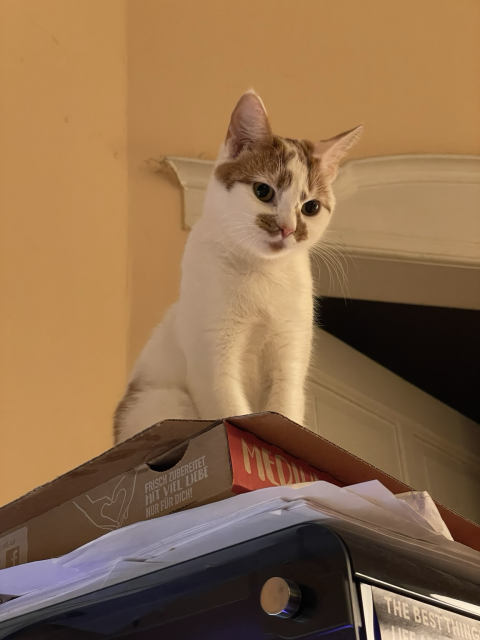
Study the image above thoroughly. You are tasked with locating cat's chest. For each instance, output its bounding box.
[227,266,311,316]
[181,243,312,323]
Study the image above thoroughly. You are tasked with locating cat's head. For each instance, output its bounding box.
[207,90,362,259]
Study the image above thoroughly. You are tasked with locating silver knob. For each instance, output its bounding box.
[260,577,302,618]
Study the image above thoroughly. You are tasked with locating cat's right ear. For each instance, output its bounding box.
[226,90,272,158]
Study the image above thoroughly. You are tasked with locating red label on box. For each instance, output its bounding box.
[225,422,342,494]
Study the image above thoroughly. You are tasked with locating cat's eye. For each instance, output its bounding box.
[253,182,275,203]
[301,200,321,216]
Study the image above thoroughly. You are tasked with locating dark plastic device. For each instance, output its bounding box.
[2,522,479,639]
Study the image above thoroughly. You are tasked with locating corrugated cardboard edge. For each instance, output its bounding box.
[227,412,480,553]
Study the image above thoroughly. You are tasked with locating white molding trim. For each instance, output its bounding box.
[160,153,480,269]
[163,155,480,267]
[328,154,480,268]
[333,154,480,200]
[162,156,214,230]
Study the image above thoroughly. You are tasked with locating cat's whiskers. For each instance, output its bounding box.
[322,234,356,273]
[229,230,258,257]
[204,221,253,239]
[310,241,351,301]
[310,248,335,296]
[318,247,349,300]
[197,209,262,260]
[199,210,254,242]
[320,239,352,296]
[239,233,259,260]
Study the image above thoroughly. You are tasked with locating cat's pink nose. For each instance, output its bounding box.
[280,226,295,238]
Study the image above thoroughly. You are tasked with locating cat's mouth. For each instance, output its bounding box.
[268,238,289,252]
[262,229,297,255]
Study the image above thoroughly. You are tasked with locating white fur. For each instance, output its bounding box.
[115,93,361,442]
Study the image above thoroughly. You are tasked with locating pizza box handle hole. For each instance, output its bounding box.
[147,441,189,472]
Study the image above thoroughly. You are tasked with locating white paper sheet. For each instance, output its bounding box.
[396,490,454,539]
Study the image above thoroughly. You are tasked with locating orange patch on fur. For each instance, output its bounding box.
[294,212,308,242]
[216,135,334,215]
[256,213,280,236]
[216,136,294,191]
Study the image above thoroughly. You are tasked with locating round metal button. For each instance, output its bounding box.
[260,577,302,618]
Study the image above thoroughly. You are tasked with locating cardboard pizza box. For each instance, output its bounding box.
[0,412,478,567]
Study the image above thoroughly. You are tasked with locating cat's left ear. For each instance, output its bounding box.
[226,90,272,158]
[314,125,363,182]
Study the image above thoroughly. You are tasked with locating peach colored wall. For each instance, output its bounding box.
[127,0,480,363]
[1,0,479,506]
[0,1,128,506]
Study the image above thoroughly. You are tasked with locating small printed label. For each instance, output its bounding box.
[372,586,480,640]
[0,527,28,568]
[144,455,208,519]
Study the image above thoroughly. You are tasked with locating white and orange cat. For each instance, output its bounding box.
[114,91,361,443]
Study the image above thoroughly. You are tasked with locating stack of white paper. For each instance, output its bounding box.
[0,480,478,639]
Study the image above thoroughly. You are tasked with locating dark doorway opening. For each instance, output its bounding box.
[315,298,480,424]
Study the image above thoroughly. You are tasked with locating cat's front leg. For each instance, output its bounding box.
[185,324,252,419]
[265,328,312,425]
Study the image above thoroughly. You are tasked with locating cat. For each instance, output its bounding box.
[114,90,362,443]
